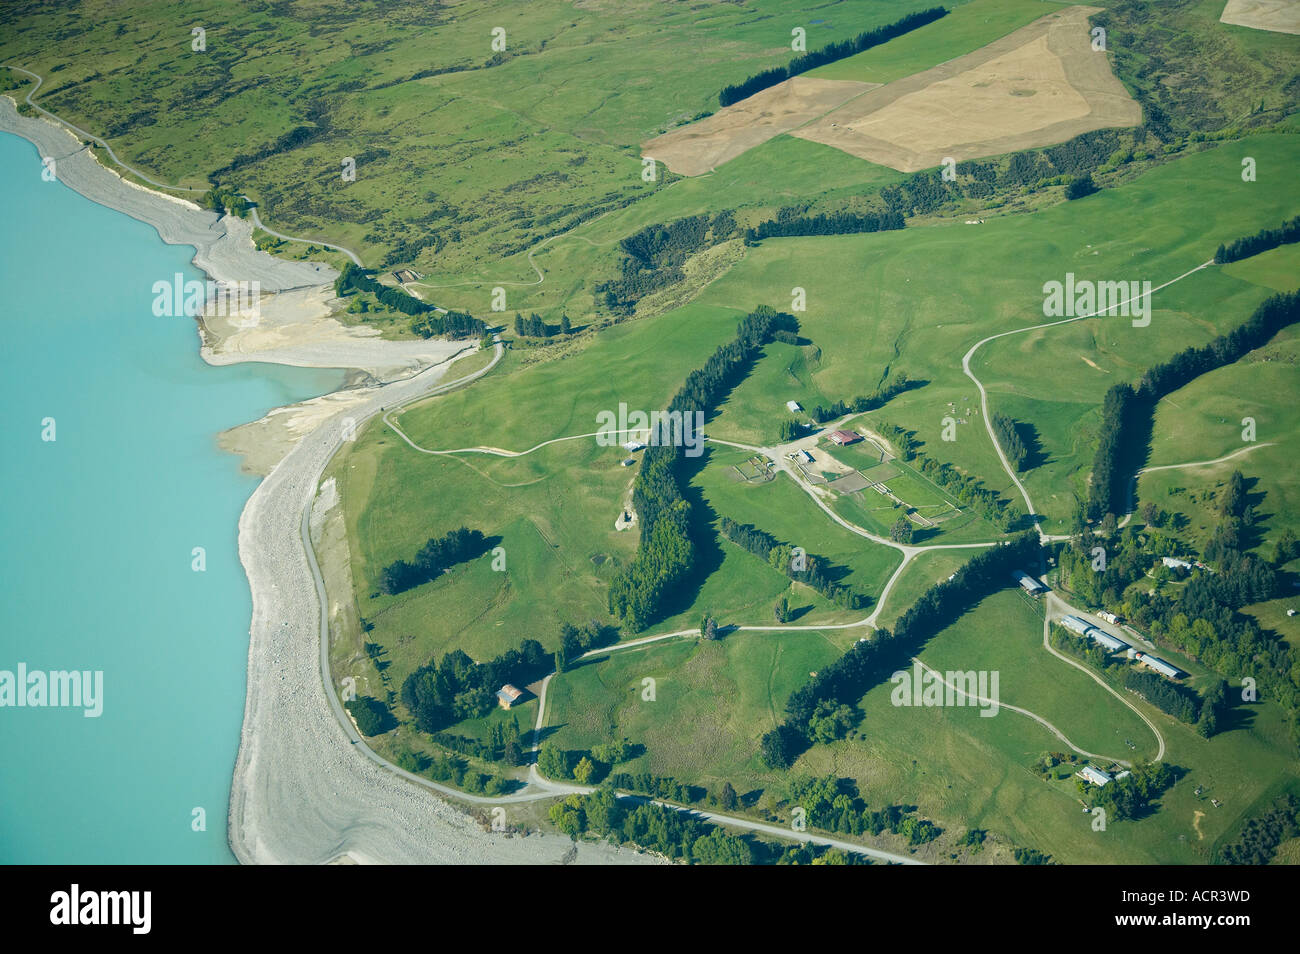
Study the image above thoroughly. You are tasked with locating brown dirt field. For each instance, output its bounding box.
[642,76,876,176]
[1220,0,1300,35]
[791,6,1141,173]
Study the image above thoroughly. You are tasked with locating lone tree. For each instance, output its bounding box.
[719,781,738,811]
[890,515,914,544]
[774,595,789,623]
[1065,173,1099,200]
[701,615,719,640]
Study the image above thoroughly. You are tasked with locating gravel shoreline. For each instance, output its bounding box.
[1,99,650,865]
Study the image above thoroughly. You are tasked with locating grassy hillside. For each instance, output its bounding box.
[0,0,936,279]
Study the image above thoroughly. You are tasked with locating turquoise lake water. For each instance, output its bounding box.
[0,132,342,863]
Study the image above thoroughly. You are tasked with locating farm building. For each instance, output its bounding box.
[829,429,862,446]
[622,440,645,451]
[1136,653,1181,679]
[786,401,802,413]
[1097,610,1122,625]
[1162,557,1195,571]
[1077,766,1112,787]
[1088,629,1130,653]
[1012,570,1047,596]
[797,450,814,464]
[496,684,524,709]
[1059,615,1093,637]
[621,457,636,467]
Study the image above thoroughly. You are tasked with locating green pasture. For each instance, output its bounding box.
[808,0,1060,85]
[688,133,1300,534]
[1137,323,1300,557]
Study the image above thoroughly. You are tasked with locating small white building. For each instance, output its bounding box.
[786,400,802,413]
[496,684,524,709]
[1136,653,1181,679]
[1059,615,1093,637]
[622,440,645,452]
[1162,557,1195,571]
[1088,629,1130,653]
[1012,570,1047,596]
[797,449,814,464]
[1078,766,1112,787]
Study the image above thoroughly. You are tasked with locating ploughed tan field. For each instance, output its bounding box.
[642,76,875,176]
[792,6,1141,172]
[1220,0,1300,35]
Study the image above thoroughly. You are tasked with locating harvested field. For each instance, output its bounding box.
[642,76,875,176]
[1220,0,1300,35]
[792,6,1141,172]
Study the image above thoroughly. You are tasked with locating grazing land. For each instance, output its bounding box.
[9,0,1297,867]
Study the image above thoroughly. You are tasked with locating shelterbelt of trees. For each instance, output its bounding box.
[719,516,869,610]
[608,305,798,630]
[1214,214,1300,265]
[717,7,948,107]
[1089,288,1300,520]
[379,526,493,595]
[1060,469,1300,745]
[761,533,1041,769]
[334,263,487,338]
[744,210,904,243]
[808,373,919,423]
[992,411,1029,472]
